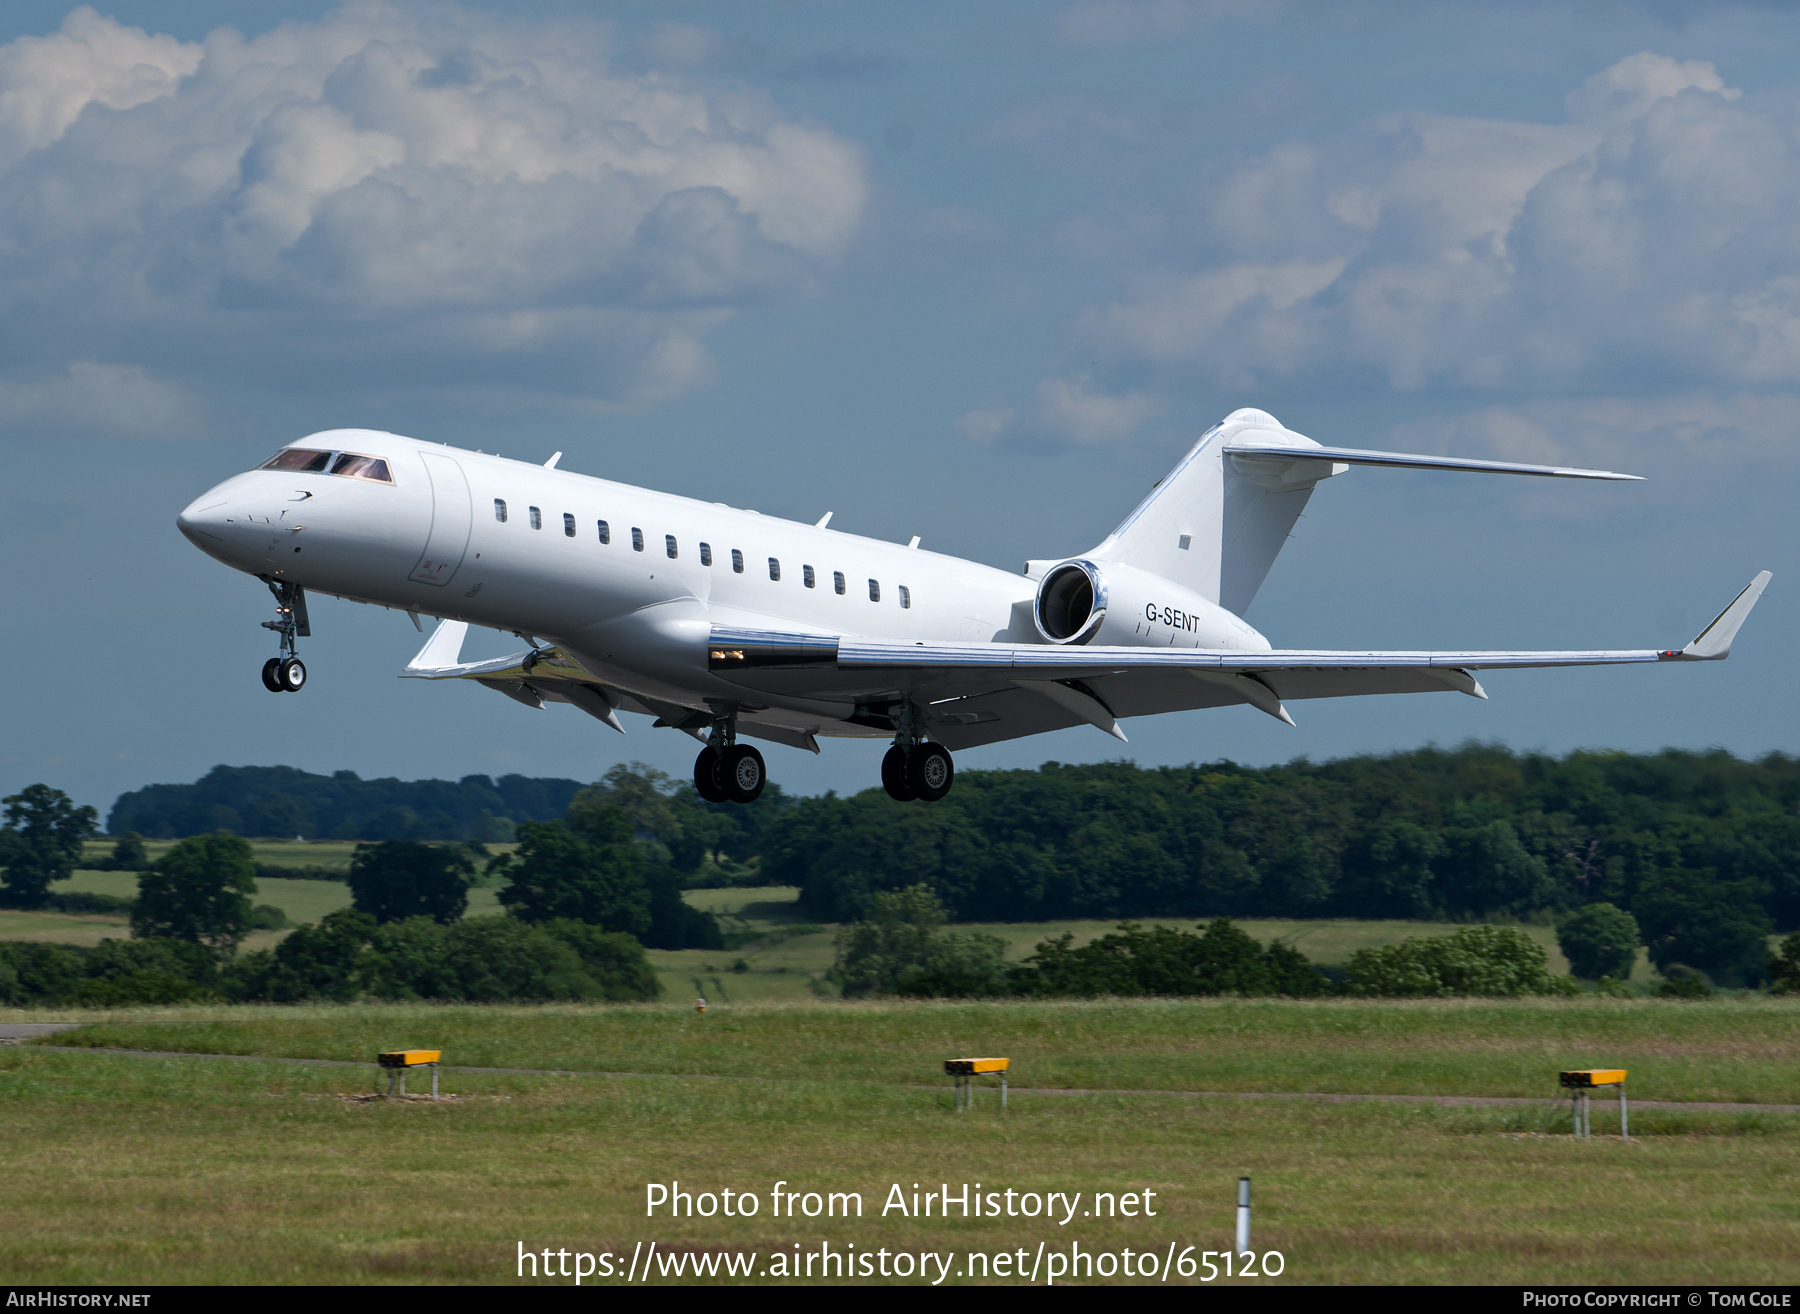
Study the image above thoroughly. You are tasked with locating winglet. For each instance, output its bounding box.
[405,619,469,672]
[1668,571,1772,661]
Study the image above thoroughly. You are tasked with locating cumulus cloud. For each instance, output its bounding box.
[955,405,1015,443]
[957,377,1161,446]
[0,360,212,438]
[1037,51,1800,395]
[0,3,868,414]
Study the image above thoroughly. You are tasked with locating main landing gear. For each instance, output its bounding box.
[692,707,765,805]
[258,577,310,693]
[881,701,954,803]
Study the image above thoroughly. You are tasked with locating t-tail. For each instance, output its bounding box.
[1088,407,1643,619]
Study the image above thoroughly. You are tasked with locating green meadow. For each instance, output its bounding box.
[5,996,1798,1286]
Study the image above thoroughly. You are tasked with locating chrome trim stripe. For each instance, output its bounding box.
[709,626,840,649]
[708,625,841,670]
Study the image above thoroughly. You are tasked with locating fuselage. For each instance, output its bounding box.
[180,429,1172,734]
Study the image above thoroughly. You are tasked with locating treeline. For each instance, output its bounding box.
[827,886,1593,1000]
[0,917,659,1007]
[830,886,1800,999]
[30,743,1800,992]
[106,765,589,842]
[0,780,725,1005]
[754,748,1800,977]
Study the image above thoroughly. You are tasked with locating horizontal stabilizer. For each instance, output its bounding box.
[1223,443,1644,481]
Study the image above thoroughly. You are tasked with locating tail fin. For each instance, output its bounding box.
[1090,408,1340,616]
[1091,407,1645,618]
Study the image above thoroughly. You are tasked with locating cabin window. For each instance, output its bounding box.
[803,565,816,589]
[899,585,911,609]
[597,520,610,544]
[666,535,678,559]
[329,453,393,483]
[261,448,333,473]
[700,542,713,566]
[868,579,881,602]
[529,506,541,530]
[833,571,845,595]
[494,499,508,523]
[768,557,781,581]
[731,549,744,573]
[563,513,575,537]
[631,527,644,552]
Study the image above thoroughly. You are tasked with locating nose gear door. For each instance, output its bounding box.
[410,452,472,587]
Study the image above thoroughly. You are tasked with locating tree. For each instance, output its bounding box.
[1343,926,1574,997]
[76,938,215,1006]
[830,884,948,997]
[497,812,651,935]
[1768,932,1800,994]
[1556,902,1641,980]
[131,832,257,956]
[1632,868,1773,987]
[642,865,724,950]
[100,831,151,872]
[347,841,474,924]
[1015,919,1330,998]
[0,784,99,907]
[576,763,685,865]
[1364,820,1444,918]
[222,910,661,1003]
[224,908,374,1002]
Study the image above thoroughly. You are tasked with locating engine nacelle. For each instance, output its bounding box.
[1031,558,1270,651]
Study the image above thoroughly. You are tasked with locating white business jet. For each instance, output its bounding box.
[177,408,1770,805]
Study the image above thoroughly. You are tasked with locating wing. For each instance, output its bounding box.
[708,571,1771,749]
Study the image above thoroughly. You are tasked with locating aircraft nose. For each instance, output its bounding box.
[177,496,232,547]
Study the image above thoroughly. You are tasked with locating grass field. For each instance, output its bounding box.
[5,997,1798,1286]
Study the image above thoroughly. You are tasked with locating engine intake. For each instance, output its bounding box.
[1034,559,1106,645]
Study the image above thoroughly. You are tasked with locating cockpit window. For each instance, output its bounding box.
[329,453,392,483]
[261,449,333,473]
[260,447,393,483]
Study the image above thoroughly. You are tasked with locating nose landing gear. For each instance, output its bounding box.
[881,701,954,802]
[258,577,310,693]
[692,706,765,804]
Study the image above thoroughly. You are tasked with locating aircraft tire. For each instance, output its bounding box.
[723,744,765,804]
[277,657,307,692]
[906,743,954,802]
[261,658,284,692]
[693,747,729,803]
[880,745,916,802]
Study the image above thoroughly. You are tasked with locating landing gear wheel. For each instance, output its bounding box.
[276,657,307,692]
[261,658,284,692]
[881,745,917,802]
[722,744,765,804]
[906,743,954,802]
[693,747,729,803]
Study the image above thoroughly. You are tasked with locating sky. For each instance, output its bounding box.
[3,0,1800,819]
